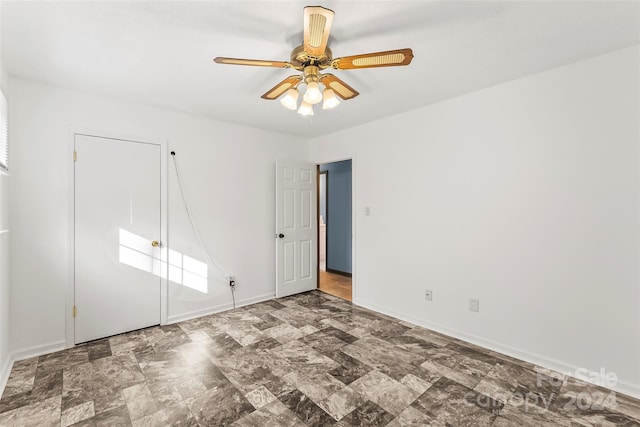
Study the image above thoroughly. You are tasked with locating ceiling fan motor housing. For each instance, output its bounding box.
[291,45,333,69]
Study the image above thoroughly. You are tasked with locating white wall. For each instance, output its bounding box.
[8,77,307,355]
[0,0,13,390]
[311,46,640,397]
[0,162,8,386]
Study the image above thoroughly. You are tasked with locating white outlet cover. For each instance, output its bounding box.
[469,298,480,312]
[425,290,433,301]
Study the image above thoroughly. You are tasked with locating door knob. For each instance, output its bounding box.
[278,234,285,239]
[151,240,160,247]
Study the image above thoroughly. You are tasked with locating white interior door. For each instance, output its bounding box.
[276,161,317,297]
[74,134,161,343]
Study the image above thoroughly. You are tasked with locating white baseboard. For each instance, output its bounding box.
[166,292,276,325]
[0,356,13,397]
[354,297,640,400]
[0,340,68,397]
[11,340,68,363]
[614,378,640,400]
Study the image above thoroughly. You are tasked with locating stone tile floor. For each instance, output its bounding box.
[0,290,639,426]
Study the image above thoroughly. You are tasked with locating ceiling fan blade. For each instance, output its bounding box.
[214,57,292,68]
[303,6,335,57]
[261,76,303,100]
[331,48,414,70]
[321,74,359,100]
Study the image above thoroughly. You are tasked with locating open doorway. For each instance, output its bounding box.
[317,160,352,301]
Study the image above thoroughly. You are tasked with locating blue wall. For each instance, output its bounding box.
[319,160,352,274]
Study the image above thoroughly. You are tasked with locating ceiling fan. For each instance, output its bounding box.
[213,5,414,116]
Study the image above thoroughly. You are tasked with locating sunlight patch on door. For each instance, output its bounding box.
[118,228,208,293]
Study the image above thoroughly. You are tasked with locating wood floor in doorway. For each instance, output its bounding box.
[319,271,352,302]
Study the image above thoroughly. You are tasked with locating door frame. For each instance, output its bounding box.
[318,170,328,272]
[316,157,356,300]
[67,127,168,348]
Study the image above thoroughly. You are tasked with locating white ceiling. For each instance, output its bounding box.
[2,0,639,137]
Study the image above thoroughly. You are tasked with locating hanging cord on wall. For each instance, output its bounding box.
[170,151,237,308]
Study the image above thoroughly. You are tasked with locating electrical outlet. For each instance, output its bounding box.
[469,298,480,313]
[229,276,236,287]
[424,289,433,301]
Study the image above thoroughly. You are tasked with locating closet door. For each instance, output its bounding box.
[74,134,161,343]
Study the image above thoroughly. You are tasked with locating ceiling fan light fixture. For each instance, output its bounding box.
[214,6,414,115]
[280,88,299,110]
[298,100,314,116]
[303,81,322,104]
[322,89,340,110]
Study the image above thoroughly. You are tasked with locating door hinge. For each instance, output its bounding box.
[72,305,77,317]
[73,150,77,162]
